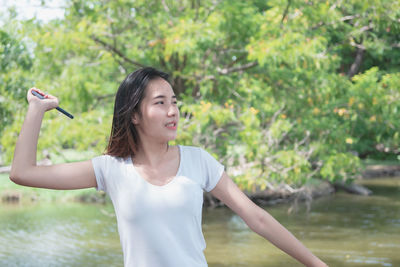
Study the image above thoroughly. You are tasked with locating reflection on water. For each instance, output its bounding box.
[0,203,123,266]
[0,177,399,267]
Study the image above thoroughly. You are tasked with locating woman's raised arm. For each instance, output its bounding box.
[210,172,328,267]
[9,88,97,190]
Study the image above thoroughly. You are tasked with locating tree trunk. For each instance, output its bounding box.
[347,46,365,78]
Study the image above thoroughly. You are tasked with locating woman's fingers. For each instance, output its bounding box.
[27,87,60,111]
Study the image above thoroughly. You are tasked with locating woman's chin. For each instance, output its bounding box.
[167,135,177,142]
[158,134,177,143]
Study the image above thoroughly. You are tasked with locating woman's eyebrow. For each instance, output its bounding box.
[152,95,177,100]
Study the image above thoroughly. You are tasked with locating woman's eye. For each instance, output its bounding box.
[156,101,164,104]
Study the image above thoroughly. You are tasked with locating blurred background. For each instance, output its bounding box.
[0,0,399,266]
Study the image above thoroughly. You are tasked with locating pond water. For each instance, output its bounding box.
[0,177,399,267]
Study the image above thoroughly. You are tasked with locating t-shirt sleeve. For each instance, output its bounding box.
[91,155,108,192]
[200,148,225,192]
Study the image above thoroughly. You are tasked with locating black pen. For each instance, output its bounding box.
[31,90,74,119]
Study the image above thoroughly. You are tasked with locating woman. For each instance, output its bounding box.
[10,67,328,267]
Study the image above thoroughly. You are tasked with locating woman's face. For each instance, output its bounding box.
[133,78,180,143]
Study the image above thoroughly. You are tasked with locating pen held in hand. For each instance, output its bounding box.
[31,90,74,119]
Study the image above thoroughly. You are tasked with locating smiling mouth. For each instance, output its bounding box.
[165,122,177,129]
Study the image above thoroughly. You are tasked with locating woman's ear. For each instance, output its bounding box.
[131,112,140,125]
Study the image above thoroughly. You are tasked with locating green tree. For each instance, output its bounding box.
[1,0,399,190]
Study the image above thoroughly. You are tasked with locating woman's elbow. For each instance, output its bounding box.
[9,173,21,185]
[9,168,27,186]
[244,207,268,234]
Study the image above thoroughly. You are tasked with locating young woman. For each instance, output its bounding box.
[10,67,328,267]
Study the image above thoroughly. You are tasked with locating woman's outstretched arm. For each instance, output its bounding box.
[10,88,97,190]
[210,172,328,267]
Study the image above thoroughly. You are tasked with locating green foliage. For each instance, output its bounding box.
[0,0,399,191]
[0,28,33,136]
[320,153,361,183]
[346,69,400,158]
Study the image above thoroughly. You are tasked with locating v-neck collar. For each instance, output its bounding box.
[127,145,182,188]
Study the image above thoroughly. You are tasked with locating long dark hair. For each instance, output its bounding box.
[106,67,170,158]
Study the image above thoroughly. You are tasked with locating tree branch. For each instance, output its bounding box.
[196,61,258,83]
[281,0,292,27]
[201,0,223,22]
[90,35,146,68]
[217,61,258,75]
[347,45,365,78]
[311,14,361,30]
[95,93,116,101]
[358,24,373,33]
[350,42,366,50]
[161,0,170,13]
[226,54,247,69]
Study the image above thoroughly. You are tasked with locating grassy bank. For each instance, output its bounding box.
[0,149,107,204]
[362,158,400,167]
[2,156,397,205]
[0,173,106,204]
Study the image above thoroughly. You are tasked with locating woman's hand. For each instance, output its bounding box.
[27,87,59,112]
[11,87,97,190]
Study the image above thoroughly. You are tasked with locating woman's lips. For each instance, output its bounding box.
[165,122,177,130]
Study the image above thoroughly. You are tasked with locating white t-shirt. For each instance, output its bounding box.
[92,145,224,267]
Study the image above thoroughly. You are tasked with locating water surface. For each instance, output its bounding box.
[1,177,399,266]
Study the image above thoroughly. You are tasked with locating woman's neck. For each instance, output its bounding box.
[133,140,170,167]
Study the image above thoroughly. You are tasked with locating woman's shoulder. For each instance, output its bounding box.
[178,145,217,162]
[92,154,128,165]
[178,144,199,150]
[178,145,203,154]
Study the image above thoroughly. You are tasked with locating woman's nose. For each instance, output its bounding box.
[168,104,178,117]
